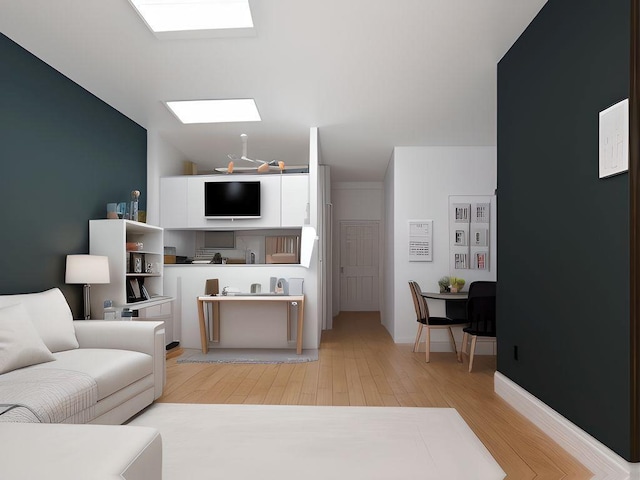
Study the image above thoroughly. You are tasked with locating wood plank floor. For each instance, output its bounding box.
[159,311,592,479]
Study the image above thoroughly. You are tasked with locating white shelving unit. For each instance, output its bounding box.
[89,220,176,346]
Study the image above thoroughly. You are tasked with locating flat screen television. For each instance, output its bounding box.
[204,181,261,218]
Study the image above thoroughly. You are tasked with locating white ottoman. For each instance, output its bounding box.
[0,423,162,480]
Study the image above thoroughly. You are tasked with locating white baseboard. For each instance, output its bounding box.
[397,334,496,355]
[494,371,639,480]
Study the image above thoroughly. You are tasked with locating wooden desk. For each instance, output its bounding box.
[196,295,305,354]
[422,291,468,321]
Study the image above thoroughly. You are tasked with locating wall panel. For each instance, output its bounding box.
[497,0,631,459]
[0,33,147,317]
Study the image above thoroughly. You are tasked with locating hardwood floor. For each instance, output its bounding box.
[160,311,592,479]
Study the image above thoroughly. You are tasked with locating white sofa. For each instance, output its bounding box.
[0,288,165,425]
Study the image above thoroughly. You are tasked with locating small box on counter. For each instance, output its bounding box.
[164,246,177,264]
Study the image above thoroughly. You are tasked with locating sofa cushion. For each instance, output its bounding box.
[0,367,97,423]
[31,348,153,401]
[0,288,78,353]
[0,303,55,374]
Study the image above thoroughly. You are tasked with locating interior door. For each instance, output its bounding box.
[340,222,379,311]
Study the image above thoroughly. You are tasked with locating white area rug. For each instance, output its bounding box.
[128,403,505,480]
[177,348,318,364]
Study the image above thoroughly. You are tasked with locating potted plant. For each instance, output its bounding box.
[450,277,465,293]
[438,276,450,293]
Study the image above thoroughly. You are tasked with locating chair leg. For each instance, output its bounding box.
[425,327,431,363]
[447,327,458,359]
[413,324,424,352]
[458,332,468,362]
[468,335,478,372]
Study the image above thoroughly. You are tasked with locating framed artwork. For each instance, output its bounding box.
[130,253,144,273]
[140,284,151,300]
[408,220,433,262]
[449,195,494,272]
[127,278,142,302]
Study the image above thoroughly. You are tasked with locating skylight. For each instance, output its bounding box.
[128,0,253,33]
[165,99,261,124]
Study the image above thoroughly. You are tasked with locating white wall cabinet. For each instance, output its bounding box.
[186,175,281,228]
[89,220,175,345]
[160,174,308,229]
[281,174,309,227]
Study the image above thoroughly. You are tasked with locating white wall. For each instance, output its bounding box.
[331,182,385,316]
[388,146,497,348]
[382,154,395,336]
[146,130,186,226]
[331,182,384,220]
[307,127,321,345]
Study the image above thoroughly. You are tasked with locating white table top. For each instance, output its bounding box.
[197,294,304,302]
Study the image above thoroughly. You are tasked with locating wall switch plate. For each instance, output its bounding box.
[599,98,629,179]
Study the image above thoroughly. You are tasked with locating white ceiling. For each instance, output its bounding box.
[0,0,547,182]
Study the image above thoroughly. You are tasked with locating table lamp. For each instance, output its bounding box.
[65,255,110,320]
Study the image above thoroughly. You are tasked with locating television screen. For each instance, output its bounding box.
[204,181,261,218]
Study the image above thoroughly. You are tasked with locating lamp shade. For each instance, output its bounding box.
[65,255,110,284]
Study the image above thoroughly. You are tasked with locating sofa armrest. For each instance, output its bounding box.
[73,321,165,399]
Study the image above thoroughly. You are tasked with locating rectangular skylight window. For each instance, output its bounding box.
[129,0,253,33]
[165,99,261,124]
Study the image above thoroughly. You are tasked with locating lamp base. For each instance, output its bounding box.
[83,284,91,320]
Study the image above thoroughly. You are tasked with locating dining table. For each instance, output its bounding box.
[421,291,469,321]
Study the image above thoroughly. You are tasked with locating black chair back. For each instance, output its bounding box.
[466,281,497,337]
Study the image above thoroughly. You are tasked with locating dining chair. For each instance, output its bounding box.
[409,281,467,362]
[458,281,496,372]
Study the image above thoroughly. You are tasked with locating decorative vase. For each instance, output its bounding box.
[106,203,118,219]
[450,286,458,293]
[129,190,140,221]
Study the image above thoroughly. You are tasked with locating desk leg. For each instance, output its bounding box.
[197,299,208,354]
[287,302,291,342]
[296,299,304,355]
[213,302,220,343]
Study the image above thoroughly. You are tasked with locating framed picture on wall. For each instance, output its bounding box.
[408,220,433,262]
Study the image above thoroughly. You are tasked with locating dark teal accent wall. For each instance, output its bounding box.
[0,33,147,317]
[497,0,631,459]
